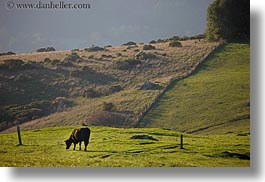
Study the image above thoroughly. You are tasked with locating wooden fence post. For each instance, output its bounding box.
[17,125,22,145]
[180,134,184,149]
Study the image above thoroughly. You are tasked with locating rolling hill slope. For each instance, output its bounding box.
[138,43,250,135]
[0,39,218,131]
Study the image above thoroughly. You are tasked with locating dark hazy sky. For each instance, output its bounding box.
[0,0,213,53]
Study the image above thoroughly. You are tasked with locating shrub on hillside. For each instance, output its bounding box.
[36,47,55,52]
[64,52,81,62]
[52,97,73,112]
[46,47,56,52]
[143,44,156,50]
[103,102,115,112]
[0,51,16,56]
[149,40,156,44]
[82,88,100,98]
[169,40,182,47]
[21,61,43,70]
[116,53,122,57]
[56,60,74,67]
[88,55,94,59]
[115,59,142,70]
[157,39,163,43]
[43,58,52,63]
[108,84,123,93]
[135,51,157,60]
[85,46,104,52]
[51,59,60,65]
[1,59,25,70]
[104,45,112,48]
[122,41,137,46]
[70,66,94,78]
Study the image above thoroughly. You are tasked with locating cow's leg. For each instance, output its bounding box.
[79,141,82,150]
[84,140,88,151]
[73,143,76,150]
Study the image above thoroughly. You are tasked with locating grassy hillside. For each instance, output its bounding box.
[0,39,218,131]
[138,43,250,135]
[0,126,250,167]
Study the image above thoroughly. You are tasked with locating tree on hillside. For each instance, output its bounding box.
[205,0,250,41]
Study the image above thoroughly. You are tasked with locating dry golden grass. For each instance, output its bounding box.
[0,39,218,131]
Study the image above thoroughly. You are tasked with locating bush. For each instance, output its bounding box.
[52,97,73,112]
[2,59,24,70]
[0,51,16,56]
[43,58,52,63]
[135,51,157,60]
[49,59,59,66]
[21,62,42,70]
[143,44,156,50]
[58,61,74,67]
[157,39,163,43]
[82,88,100,98]
[169,41,182,47]
[70,66,94,78]
[64,52,81,62]
[46,47,56,52]
[116,53,122,57]
[122,41,137,46]
[108,85,123,93]
[85,46,104,52]
[103,102,115,112]
[149,40,156,44]
[81,66,93,73]
[115,59,142,70]
[104,45,112,48]
[36,47,55,52]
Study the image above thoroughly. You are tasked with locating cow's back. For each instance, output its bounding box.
[73,128,90,142]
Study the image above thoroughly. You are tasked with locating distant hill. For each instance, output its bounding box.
[138,43,250,135]
[0,39,218,131]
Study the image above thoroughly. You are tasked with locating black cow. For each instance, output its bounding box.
[64,128,91,151]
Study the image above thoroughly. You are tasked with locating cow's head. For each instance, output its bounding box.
[64,139,72,149]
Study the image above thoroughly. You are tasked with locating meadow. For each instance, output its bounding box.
[0,126,249,167]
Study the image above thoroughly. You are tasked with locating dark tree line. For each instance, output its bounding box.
[205,0,250,41]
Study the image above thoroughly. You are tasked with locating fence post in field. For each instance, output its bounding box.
[180,134,184,149]
[17,125,22,145]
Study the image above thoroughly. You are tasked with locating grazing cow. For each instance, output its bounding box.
[64,128,91,151]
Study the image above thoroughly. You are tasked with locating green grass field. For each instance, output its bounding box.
[0,126,249,167]
[138,43,250,135]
